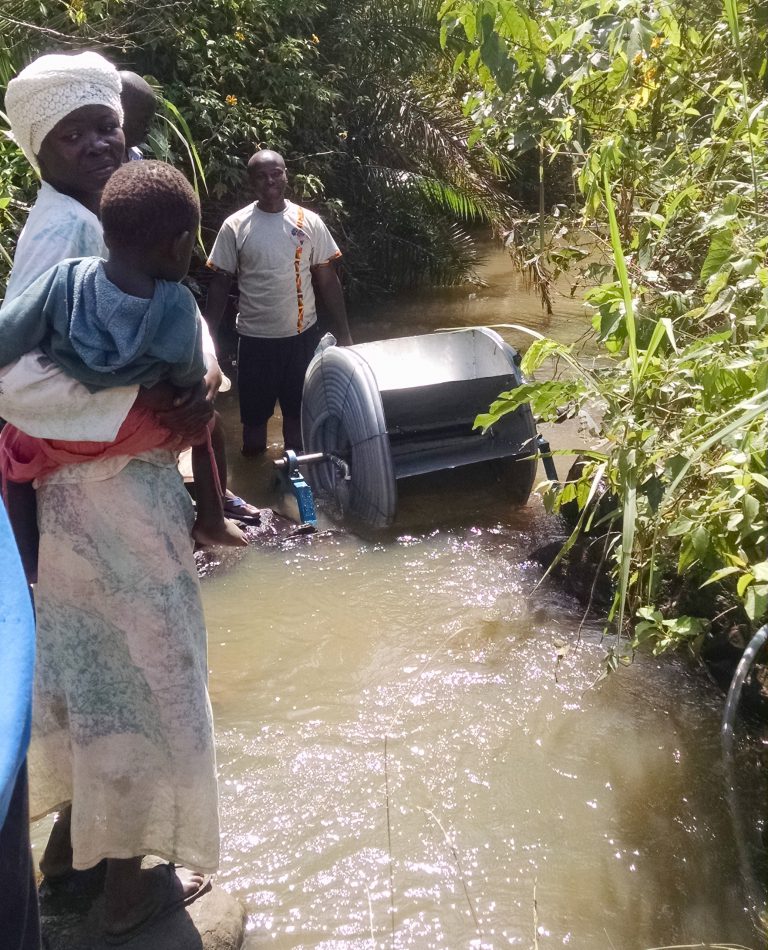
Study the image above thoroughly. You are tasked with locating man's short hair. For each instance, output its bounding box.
[101,160,200,248]
[119,70,157,109]
[247,149,285,171]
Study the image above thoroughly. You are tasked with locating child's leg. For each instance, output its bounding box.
[208,413,228,494]
[191,415,247,547]
[6,481,39,584]
[209,416,261,522]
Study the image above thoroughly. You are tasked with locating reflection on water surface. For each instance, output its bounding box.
[209,245,764,947]
[206,515,761,948]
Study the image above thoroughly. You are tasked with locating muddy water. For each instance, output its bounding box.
[204,244,765,948]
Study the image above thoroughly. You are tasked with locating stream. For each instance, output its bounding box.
[203,244,767,948]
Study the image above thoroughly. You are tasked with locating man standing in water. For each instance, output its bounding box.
[205,149,351,455]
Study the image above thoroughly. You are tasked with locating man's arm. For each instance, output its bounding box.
[204,219,238,339]
[203,270,234,339]
[198,309,224,401]
[312,263,352,346]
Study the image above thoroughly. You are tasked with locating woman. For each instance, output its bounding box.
[2,52,220,437]
[1,52,219,940]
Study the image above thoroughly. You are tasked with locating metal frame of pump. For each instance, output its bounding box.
[274,436,558,530]
[273,450,350,528]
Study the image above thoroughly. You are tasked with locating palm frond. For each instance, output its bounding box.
[351,83,516,226]
[346,214,480,293]
[362,165,490,221]
[326,0,446,72]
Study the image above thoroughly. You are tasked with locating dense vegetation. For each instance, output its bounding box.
[444,0,768,663]
[0,0,517,296]
[2,0,766,663]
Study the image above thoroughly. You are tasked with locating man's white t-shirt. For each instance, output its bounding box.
[206,200,341,339]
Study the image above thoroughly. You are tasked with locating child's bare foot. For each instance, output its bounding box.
[193,516,248,547]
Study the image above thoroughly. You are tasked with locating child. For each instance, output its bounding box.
[0,160,247,547]
[117,70,262,526]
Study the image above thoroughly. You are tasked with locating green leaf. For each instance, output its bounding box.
[743,493,760,526]
[520,337,570,373]
[604,172,638,384]
[723,0,741,46]
[737,572,754,597]
[700,229,734,282]
[701,566,741,587]
[665,615,705,639]
[638,318,669,380]
[659,185,698,239]
[753,561,768,582]
[692,525,710,558]
[641,474,664,513]
[745,584,768,621]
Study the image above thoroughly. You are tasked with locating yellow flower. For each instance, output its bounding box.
[235,30,245,41]
[225,94,238,106]
[643,66,657,85]
[310,33,320,44]
[633,51,646,66]
[651,35,663,49]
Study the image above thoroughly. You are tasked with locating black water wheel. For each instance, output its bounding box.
[302,347,397,527]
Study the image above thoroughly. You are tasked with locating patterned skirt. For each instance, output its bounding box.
[27,456,219,872]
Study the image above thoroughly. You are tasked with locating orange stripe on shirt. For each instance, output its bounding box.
[293,207,305,333]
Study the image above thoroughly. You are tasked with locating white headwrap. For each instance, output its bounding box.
[4,51,123,168]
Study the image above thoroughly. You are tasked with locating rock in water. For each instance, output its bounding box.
[40,880,246,950]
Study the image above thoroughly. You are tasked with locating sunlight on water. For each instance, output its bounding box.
[203,515,761,948]
[200,245,764,948]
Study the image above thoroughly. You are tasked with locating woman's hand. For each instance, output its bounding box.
[154,381,214,440]
[135,381,177,411]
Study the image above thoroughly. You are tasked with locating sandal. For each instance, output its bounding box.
[222,493,262,524]
[103,863,211,945]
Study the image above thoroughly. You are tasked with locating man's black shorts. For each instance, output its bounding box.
[237,324,321,426]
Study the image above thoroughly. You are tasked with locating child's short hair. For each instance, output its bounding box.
[101,160,200,248]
